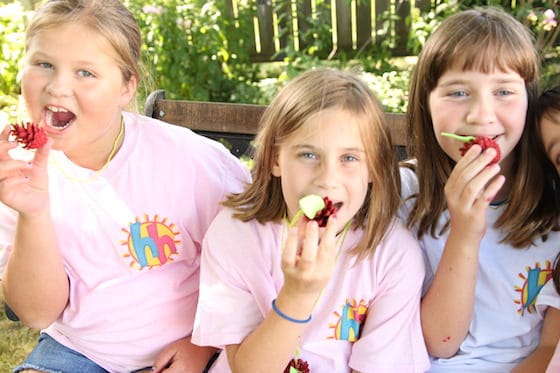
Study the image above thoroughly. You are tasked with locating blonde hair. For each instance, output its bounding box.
[225,68,400,258]
[405,7,558,247]
[26,0,147,110]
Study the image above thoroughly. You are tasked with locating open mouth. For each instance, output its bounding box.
[45,106,76,130]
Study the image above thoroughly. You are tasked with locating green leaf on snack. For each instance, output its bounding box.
[441,132,475,142]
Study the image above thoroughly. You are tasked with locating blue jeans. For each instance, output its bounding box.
[13,333,151,373]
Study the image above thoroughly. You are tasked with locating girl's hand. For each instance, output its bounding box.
[444,144,505,242]
[280,216,338,300]
[151,337,217,373]
[0,125,51,215]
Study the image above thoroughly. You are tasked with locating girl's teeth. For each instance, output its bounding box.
[47,106,69,113]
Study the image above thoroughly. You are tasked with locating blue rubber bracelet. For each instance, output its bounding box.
[271,299,312,324]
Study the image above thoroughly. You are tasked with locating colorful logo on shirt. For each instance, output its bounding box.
[514,261,552,315]
[328,298,368,342]
[121,215,181,269]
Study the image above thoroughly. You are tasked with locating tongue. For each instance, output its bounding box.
[52,111,75,127]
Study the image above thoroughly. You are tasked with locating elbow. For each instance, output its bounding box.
[3,285,68,329]
[22,318,54,330]
[16,309,60,329]
[5,298,64,329]
[426,340,459,359]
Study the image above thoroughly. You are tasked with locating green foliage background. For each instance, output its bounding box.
[0,0,558,370]
[0,0,559,121]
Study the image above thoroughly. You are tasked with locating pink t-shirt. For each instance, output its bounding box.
[192,208,430,372]
[0,112,250,372]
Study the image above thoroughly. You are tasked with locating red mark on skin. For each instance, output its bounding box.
[442,336,451,343]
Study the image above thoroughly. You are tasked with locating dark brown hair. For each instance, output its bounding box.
[536,84,560,294]
[405,7,558,247]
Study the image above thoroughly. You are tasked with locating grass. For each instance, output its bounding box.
[0,285,39,373]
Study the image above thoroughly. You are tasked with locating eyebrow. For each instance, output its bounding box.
[28,51,98,67]
[291,144,366,153]
[438,77,524,87]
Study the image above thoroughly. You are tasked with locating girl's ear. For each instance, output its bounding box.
[119,75,138,108]
[271,151,281,177]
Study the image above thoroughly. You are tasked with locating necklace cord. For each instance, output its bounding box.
[49,115,124,182]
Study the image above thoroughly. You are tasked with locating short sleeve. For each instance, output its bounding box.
[349,222,430,373]
[192,209,280,347]
[536,280,560,316]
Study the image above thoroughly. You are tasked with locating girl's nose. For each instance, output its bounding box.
[466,96,497,125]
[316,159,339,189]
[46,74,72,97]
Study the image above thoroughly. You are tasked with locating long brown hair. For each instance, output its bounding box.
[536,84,560,294]
[404,7,558,247]
[225,68,400,258]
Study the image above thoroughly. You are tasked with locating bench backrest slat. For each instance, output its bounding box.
[144,90,408,157]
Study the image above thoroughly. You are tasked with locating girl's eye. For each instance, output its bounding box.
[496,89,513,96]
[450,90,468,97]
[342,154,358,162]
[38,62,53,69]
[78,70,94,78]
[299,152,318,160]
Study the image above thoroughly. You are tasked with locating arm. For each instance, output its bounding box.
[226,218,338,372]
[151,336,218,373]
[0,135,68,328]
[421,146,505,358]
[512,306,560,372]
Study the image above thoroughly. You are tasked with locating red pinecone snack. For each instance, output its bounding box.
[10,122,47,149]
[441,132,501,164]
[311,196,338,228]
[284,358,310,373]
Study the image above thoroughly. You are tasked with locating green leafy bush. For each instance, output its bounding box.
[125,0,262,104]
[408,0,560,88]
[0,2,31,123]
[0,1,558,123]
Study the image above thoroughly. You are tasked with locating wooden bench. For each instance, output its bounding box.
[143,90,408,159]
[3,90,408,322]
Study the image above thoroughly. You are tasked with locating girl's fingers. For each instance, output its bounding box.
[447,146,502,204]
[282,222,301,269]
[282,217,340,277]
[0,129,18,160]
[298,220,319,270]
[0,159,32,182]
[31,138,52,168]
[0,124,11,140]
[452,146,498,182]
[458,163,501,207]
[0,173,28,190]
[316,216,337,264]
[475,174,506,208]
